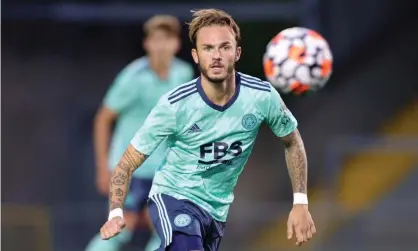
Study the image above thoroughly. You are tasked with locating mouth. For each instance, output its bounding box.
[210,65,224,69]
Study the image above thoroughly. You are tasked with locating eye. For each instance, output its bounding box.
[203,47,212,51]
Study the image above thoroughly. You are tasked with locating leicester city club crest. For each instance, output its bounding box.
[174,214,192,227]
[242,113,257,130]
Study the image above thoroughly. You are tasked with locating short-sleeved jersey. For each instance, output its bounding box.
[131,72,297,221]
[104,56,194,178]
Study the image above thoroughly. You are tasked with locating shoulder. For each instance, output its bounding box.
[172,58,195,78]
[237,72,285,115]
[238,72,273,103]
[108,58,148,88]
[161,78,199,106]
[238,72,272,94]
[111,57,150,89]
[172,57,193,70]
[120,57,149,75]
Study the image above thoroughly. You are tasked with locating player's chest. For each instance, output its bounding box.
[177,106,264,145]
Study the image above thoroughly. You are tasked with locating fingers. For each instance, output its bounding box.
[287,209,318,246]
[307,228,312,239]
[287,220,305,246]
[310,219,317,235]
[305,220,314,241]
[100,225,112,240]
[100,227,111,240]
[117,219,126,229]
[295,224,304,245]
[304,219,316,243]
[294,222,316,246]
[100,220,124,240]
[287,220,294,240]
[287,222,305,246]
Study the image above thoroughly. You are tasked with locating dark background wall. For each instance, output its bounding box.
[2,0,417,250]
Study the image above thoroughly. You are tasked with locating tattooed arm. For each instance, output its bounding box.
[263,88,314,245]
[101,94,176,241]
[109,144,148,211]
[108,95,177,212]
[279,128,307,194]
[280,129,316,246]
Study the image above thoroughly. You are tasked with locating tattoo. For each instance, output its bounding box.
[112,172,128,185]
[115,188,124,197]
[119,162,131,172]
[280,129,307,194]
[109,144,149,211]
[110,200,122,208]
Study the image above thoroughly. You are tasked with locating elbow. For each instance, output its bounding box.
[94,107,116,128]
[281,129,302,149]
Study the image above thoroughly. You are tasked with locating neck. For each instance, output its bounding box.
[201,71,236,106]
[149,56,172,80]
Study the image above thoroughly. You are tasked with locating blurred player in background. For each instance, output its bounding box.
[99,8,316,251]
[85,15,194,251]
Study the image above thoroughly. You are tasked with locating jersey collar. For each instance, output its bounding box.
[196,72,241,112]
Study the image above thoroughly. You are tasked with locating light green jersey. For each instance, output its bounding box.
[104,56,194,178]
[131,72,297,221]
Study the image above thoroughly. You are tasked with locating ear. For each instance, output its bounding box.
[235,46,242,62]
[191,48,199,64]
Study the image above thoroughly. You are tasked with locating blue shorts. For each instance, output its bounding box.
[123,178,153,212]
[148,193,226,251]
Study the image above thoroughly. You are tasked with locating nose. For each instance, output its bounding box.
[212,49,221,59]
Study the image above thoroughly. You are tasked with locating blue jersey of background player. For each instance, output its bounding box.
[86,15,194,251]
[100,9,317,251]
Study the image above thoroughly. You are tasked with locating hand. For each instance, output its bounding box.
[287,204,316,246]
[100,216,126,240]
[96,167,111,196]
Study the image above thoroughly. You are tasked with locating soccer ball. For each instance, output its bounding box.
[263,27,333,95]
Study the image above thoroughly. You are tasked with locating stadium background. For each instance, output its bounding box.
[2,0,418,250]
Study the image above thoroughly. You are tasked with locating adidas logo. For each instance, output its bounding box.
[187,123,202,133]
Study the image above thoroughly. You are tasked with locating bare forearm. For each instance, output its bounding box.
[109,144,148,210]
[93,109,114,171]
[281,129,308,194]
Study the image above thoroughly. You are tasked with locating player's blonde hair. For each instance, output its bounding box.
[144,15,182,37]
[187,9,241,47]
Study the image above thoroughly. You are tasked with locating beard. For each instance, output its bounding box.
[198,61,235,85]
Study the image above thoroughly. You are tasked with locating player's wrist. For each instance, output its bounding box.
[293,193,308,205]
[108,208,124,221]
